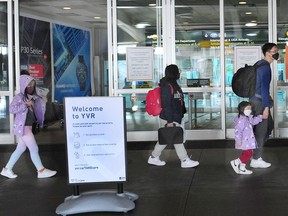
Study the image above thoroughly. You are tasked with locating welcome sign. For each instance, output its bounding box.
[64,96,127,184]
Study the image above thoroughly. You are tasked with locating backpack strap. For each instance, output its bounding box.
[253,60,270,68]
[253,60,270,99]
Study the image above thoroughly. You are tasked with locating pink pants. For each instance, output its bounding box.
[6,126,44,171]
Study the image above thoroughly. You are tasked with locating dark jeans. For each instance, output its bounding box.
[249,98,274,159]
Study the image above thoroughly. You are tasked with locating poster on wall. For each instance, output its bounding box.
[234,46,262,71]
[19,16,51,100]
[52,24,91,103]
[126,47,154,81]
[65,96,127,184]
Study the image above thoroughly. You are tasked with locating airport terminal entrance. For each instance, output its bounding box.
[107,0,287,142]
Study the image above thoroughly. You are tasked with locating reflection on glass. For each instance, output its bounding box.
[277,2,288,129]
[0,3,9,91]
[117,1,163,90]
[122,93,159,131]
[224,1,268,129]
[175,0,221,130]
[184,92,221,130]
[0,96,10,133]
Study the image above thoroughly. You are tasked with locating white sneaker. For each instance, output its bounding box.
[230,158,241,174]
[37,168,57,178]
[1,168,18,179]
[250,157,271,168]
[239,163,253,175]
[148,156,166,166]
[181,157,199,168]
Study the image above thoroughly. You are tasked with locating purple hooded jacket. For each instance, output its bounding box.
[9,75,46,137]
[234,114,262,150]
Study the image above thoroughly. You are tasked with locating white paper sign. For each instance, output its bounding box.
[64,97,127,184]
[234,46,262,71]
[126,47,154,81]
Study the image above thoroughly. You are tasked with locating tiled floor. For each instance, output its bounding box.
[0,126,288,216]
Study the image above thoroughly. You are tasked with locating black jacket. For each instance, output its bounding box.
[159,77,186,124]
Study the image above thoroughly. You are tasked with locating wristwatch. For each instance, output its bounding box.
[76,55,88,91]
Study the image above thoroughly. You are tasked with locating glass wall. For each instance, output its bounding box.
[276,0,288,136]
[116,1,163,132]
[175,0,221,130]
[110,0,284,141]
[0,2,8,91]
[0,2,10,134]
[224,0,269,133]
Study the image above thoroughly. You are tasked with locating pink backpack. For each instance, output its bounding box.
[145,84,173,116]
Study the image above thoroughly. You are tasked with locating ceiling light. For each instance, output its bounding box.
[149,4,156,7]
[245,12,252,15]
[246,33,257,36]
[93,16,101,19]
[245,22,257,27]
[251,20,257,23]
[239,1,247,5]
[63,7,71,10]
[135,23,151,29]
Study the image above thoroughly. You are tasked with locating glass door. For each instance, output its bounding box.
[174,0,225,139]
[276,0,288,137]
[109,0,278,141]
[223,0,270,138]
[110,0,164,141]
[110,0,225,141]
[0,0,19,144]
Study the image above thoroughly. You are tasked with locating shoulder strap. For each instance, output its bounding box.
[254,60,269,68]
[168,83,174,94]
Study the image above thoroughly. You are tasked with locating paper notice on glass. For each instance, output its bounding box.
[234,46,262,71]
[64,96,127,184]
[126,47,154,81]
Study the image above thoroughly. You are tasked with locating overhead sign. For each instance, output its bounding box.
[64,96,127,184]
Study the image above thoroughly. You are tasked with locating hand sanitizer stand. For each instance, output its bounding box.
[56,97,138,215]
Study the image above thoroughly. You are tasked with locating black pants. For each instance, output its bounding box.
[249,98,274,159]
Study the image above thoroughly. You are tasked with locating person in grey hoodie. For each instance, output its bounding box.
[1,75,57,179]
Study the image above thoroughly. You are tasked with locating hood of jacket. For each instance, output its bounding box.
[20,75,34,94]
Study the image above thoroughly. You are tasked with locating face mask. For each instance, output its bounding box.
[244,109,252,116]
[272,53,279,60]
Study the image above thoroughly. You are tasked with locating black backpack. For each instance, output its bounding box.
[232,60,269,98]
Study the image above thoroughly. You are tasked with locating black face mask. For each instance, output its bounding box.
[272,53,279,60]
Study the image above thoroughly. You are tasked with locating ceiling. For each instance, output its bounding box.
[19,0,108,29]
[18,0,276,30]
[15,0,288,43]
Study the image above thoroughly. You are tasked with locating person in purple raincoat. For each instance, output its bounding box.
[230,101,262,175]
[1,75,57,179]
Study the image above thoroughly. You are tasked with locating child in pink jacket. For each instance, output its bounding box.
[230,101,262,175]
[1,75,56,179]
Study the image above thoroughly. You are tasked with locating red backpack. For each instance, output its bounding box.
[145,84,173,116]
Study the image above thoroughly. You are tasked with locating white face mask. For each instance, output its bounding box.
[244,109,252,116]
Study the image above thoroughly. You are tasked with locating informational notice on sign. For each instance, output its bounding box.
[234,46,262,71]
[64,97,127,184]
[126,47,154,81]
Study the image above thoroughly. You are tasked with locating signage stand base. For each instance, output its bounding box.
[55,189,138,216]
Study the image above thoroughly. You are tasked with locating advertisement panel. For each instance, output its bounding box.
[19,16,51,99]
[53,24,91,103]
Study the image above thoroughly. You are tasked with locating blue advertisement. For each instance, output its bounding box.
[52,24,91,103]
